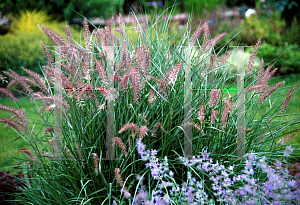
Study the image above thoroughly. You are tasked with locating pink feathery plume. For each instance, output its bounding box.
[197,104,205,126]
[147,76,168,98]
[43,127,54,134]
[3,69,33,93]
[39,25,66,46]
[246,36,262,76]
[278,134,297,145]
[210,109,218,125]
[84,18,92,53]
[281,81,299,113]
[258,81,285,105]
[0,118,24,134]
[121,39,127,63]
[112,137,128,157]
[118,123,139,133]
[165,61,184,85]
[148,88,157,104]
[0,74,7,84]
[119,13,126,34]
[221,99,230,128]
[144,47,151,78]
[115,57,136,75]
[120,72,132,92]
[211,33,226,46]
[256,65,278,94]
[139,125,148,140]
[95,59,107,84]
[22,67,48,93]
[220,50,233,65]
[41,41,54,68]
[131,12,142,35]
[114,168,130,197]
[0,88,18,102]
[245,84,264,94]
[91,153,100,175]
[150,122,167,137]
[189,22,206,47]
[203,22,209,47]
[228,97,234,113]
[18,148,38,162]
[65,25,72,42]
[0,105,27,125]
[130,65,140,104]
[256,58,265,81]
[209,88,221,107]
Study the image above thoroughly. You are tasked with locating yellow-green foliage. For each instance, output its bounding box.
[0,10,83,76]
[9,10,53,33]
[238,12,286,46]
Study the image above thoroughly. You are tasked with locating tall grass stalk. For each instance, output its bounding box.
[0,8,299,204]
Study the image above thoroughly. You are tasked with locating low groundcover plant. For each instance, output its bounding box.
[0,9,299,204]
[128,139,300,204]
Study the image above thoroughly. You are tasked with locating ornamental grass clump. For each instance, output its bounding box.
[0,9,299,204]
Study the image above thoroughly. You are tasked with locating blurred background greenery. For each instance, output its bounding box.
[0,0,299,76]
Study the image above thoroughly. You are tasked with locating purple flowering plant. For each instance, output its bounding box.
[0,7,299,205]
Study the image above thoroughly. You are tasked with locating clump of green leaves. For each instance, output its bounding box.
[0,9,83,76]
[0,9,299,204]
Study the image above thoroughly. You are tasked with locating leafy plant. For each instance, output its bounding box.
[0,169,26,205]
[0,9,299,204]
[237,11,286,46]
[0,10,83,77]
[0,0,124,20]
[248,43,300,75]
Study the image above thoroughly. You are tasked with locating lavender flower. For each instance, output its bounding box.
[135,139,299,204]
[284,145,295,157]
[147,1,164,8]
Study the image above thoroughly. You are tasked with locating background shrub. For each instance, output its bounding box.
[234,11,286,46]
[0,10,83,77]
[247,43,300,75]
[0,0,124,20]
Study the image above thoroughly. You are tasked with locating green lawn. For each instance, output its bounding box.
[0,96,52,172]
[267,73,300,146]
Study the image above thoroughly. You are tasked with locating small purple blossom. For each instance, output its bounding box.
[147,1,164,8]
[135,139,299,204]
[284,145,295,156]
